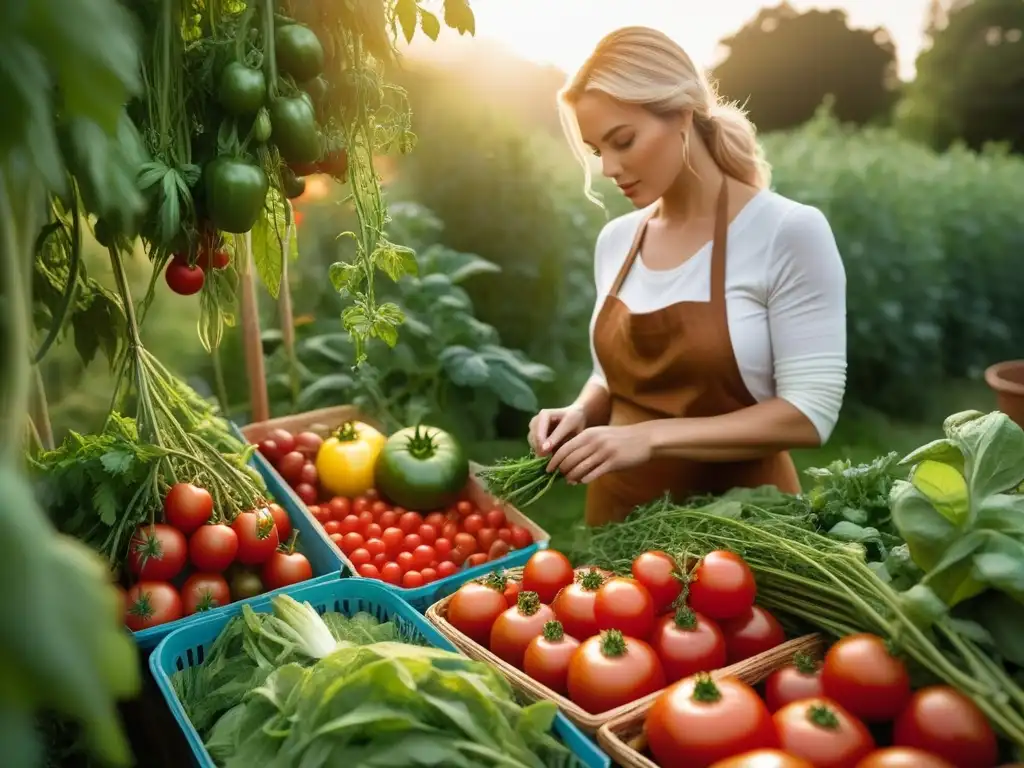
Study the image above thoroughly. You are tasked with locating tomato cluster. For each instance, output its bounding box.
[122,482,312,632]
[164,231,231,296]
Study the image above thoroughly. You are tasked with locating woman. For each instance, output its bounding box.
[528,26,847,526]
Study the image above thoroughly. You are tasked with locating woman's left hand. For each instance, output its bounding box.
[546,424,652,484]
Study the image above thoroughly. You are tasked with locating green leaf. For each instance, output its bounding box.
[909,460,969,526]
[375,242,418,282]
[297,374,356,411]
[900,437,964,470]
[419,9,441,40]
[889,479,959,572]
[99,450,134,475]
[329,261,363,293]
[396,0,418,43]
[442,0,476,35]
[949,411,1024,500]
[92,482,119,528]
[251,213,285,299]
[487,363,539,412]
[897,583,948,630]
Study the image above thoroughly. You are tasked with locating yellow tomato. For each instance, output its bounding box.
[315,421,386,498]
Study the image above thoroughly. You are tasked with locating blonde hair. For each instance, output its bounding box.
[558,26,771,204]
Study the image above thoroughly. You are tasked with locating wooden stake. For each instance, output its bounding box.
[237,231,269,423]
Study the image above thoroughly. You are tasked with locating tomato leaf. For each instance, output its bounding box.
[442,0,476,35]
[396,0,418,43]
[418,9,441,41]
[374,241,418,281]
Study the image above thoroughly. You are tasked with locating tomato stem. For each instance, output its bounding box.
[690,673,722,703]
[673,605,698,631]
[599,629,628,657]
[793,651,820,675]
[542,620,564,642]
[333,422,359,442]
[283,528,299,554]
[405,425,438,461]
[807,703,840,730]
[516,590,541,616]
[483,570,509,592]
[577,568,605,591]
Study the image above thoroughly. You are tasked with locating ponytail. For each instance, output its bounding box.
[698,103,772,189]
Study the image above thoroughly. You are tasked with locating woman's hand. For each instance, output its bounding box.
[546,424,652,484]
[528,404,587,456]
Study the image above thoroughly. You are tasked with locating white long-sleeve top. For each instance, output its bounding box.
[589,189,847,442]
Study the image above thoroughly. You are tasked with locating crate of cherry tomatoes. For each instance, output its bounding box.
[597,629,1007,768]
[426,547,820,734]
[240,405,550,611]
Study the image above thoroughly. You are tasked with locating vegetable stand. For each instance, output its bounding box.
[150,577,610,768]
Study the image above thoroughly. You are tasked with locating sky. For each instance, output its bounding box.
[440,0,932,79]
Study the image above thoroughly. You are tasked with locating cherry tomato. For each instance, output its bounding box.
[124,582,183,630]
[522,550,574,604]
[266,429,296,455]
[632,550,683,613]
[420,567,437,583]
[486,508,507,529]
[323,520,344,536]
[380,562,402,585]
[294,483,318,505]
[441,521,460,540]
[462,513,485,535]
[437,560,458,578]
[165,257,205,295]
[297,462,318,486]
[189,523,239,572]
[340,532,365,555]
[402,533,422,552]
[396,551,416,573]
[687,550,756,621]
[551,567,606,640]
[650,606,727,682]
[277,451,306,484]
[453,532,478,555]
[329,532,344,549]
[231,508,280,565]
[490,591,556,668]
[365,538,386,558]
[358,563,381,579]
[261,551,313,590]
[424,511,447,529]
[310,505,331,525]
[488,539,511,561]
[357,510,374,529]
[417,523,437,544]
[352,496,371,514]
[181,573,232,615]
[821,633,911,722]
[328,497,351,520]
[708,750,812,768]
[892,686,998,768]
[594,577,656,639]
[229,570,263,601]
[127,524,187,581]
[566,629,665,713]
[381,526,404,554]
[398,511,423,534]
[765,652,824,713]
[266,503,292,542]
[348,548,372,569]
[854,747,955,768]
[434,537,452,560]
[258,438,283,464]
[163,482,214,534]
[379,510,399,529]
[456,500,474,517]
[446,581,508,645]
[293,431,323,458]
[372,552,387,568]
[774,698,875,767]
[476,527,499,552]
[403,570,424,588]
[371,500,389,518]
[523,620,580,695]
[646,673,778,766]
[466,552,489,567]
[510,525,533,549]
[720,605,786,663]
[449,546,468,567]
[412,544,435,570]
[361,522,381,540]
[498,528,513,544]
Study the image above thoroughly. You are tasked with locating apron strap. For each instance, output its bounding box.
[709,177,730,304]
[608,211,654,298]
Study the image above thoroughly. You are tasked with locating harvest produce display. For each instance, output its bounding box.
[170,593,584,766]
[574,409,1024,764]
[256,420,537,587]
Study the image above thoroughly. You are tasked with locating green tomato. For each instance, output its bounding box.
[229,570,264,601]
[218,62,266,115]
[204,157,269,234]
[275,24,324,82]
[269,96,321,164]
[374,426,470,511]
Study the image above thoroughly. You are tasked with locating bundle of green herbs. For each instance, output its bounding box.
[475,453,563,508]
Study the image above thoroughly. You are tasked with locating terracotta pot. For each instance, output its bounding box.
[985,360,1024,428]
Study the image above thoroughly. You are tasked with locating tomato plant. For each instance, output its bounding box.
[231,508,280,565]
[650,606,727,682]
[773,698,875,768]
[181,573,232,615]
[447,581,509,646]
[490,591,556,668]
[765,653,824,713]
[855,747,955,768]
[686,550,757,621]
[163,482,213,534]
[124,582,183,631]
[522,550,575,604]
[274,23,324,82]
[892,686,998,768]
[217,61,266,115]
[707,750,812,768]
[262,551,313,591]
[632,551,683,613]
[523,620,580,695]
[164,256,205,296]
[374,426,470,511]
[645,673,778,767]
[552,568,605,639]
[127,524,187,581]
[720,605,786,663]
[594,577,656,639]
[189,523,239,571]
[821,633,911,722]
[566,629,665,713]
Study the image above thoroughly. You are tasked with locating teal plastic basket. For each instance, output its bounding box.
[150,577,609,768]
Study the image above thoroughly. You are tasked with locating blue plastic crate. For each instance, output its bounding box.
[150,578,609,768]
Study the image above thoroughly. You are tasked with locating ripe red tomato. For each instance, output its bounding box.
[892,686,998,768]
[165,257,205,295]
[124,582,183,630]
[476,527,499,552]
[774,698,875,768]
[181,573,232,615]
[262,551,313,590]
[707,750,812,768]
[398,511,423,534]
[196,248,230,270]
[434,537,452,560]
[402,533,422,552]
[294,483,318,505]
[358,563,380,579]
[298,462,318,485]
[594,577,656,639]
[412,544,434,570]
[437,560,458,578]
[163,483,213,534]
[456,500,474,516]
[396,551,415,573]
[258,438,283,464]
[510,525,533,549]
[277,451,306,483]
[323,520,344,536]
[364,522,382,540]
[720,605,786,663]
[417,523,437,544]
[127,524,187,581]
[263,503,291,542]
[765,653,824,713]
[365,538,386,559]
[402,570,425,588]
[294,431,323,458]
[490,591,557,668]
[453,532,478,555]
[567,629,665,713]
[650,606,727,683]
[486,508,507,529]
[420,566,437,583]
[340,532,365,555]
[551,568,606,640]
[821,633,911,722]
[854,747,955,768]
[328,497,351,520]
[462,513,485,535]
[646,674,778,766]
[523,620,580,695]
[687,550,756,621]
[466,552,489,568]
[522,550,574,604]
[231,508,280,565]
[632,551,682,613]
[380,562,402,585]
[189,523,238,571]
[266,428,296,454]
[446,581,509,645]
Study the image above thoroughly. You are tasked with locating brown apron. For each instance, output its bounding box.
[585,179,800,526]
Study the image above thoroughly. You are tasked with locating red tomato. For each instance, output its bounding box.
[476,527,499,552]
[437,560,458,578]
[402,533,422,552]
[124,582,183,630]
[412,544,434,570]
[358,563,381,579]
[646,673,778,766]
[379,510,399,529]
[708,750,812,768]
[498,528,513,543]
[403,570,424,588]
[510,525,533,549]
[266,428,296,455]
[449,547,468,567]
[372,552,387,568]
[323,520,344,536]
[371,499,389,518]
[163,483,213,534]
[486,508,507,529]
[488,539,511,561]
[352,496,371,514]
[462,513,485,535]
[765,653,824,713]
[396,551,415,573]
[188,523,238,572]
[650,606,727,683]
[381,526,404,554]
[258,438,283,464]
[181,573,232,615]
[551,568,606,640]
[420,566,437,583]
[441,521,460,540]
[340,532,365,555]
[854,747,955,768]
[329,532,344,549]
[398,511,423,534]
[266,503,292,542]
[434,537,452,560]
[328,497,351,520]
[446,582,509,645]
[231,509,280,565]
[417,523,437,544]
[127,524,187,581]
[774,698,875,768]
[522,550,574,604]
[687,550,756,620]
[453,532,478,555]
[566,629,665,713]
[594,577,656,639]
[720,605,786,663]
[277,451,306,483]
[821,633,911,722]
[523,620,580,695]
[466,552,489,568]
[357,510,373,529]
[348,548,372,569]
[165,257,205,295]
[364,522,382,540]
[310,505,331,525]
[260,551,312,590]
[632,551,683,613]
[294,483,318,505]
[490,591,557,668]
[365,538,386,558]
[456,500,474,517]
[424,511,446,529]
[892,686,998,768]
[297,462,318,486]
[380,562,402,585]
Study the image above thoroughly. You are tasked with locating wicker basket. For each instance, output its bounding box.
[426,571,823,734]
[596,634,826,767]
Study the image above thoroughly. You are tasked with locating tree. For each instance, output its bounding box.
[899,0,1024,152]
[712,3,899,132]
